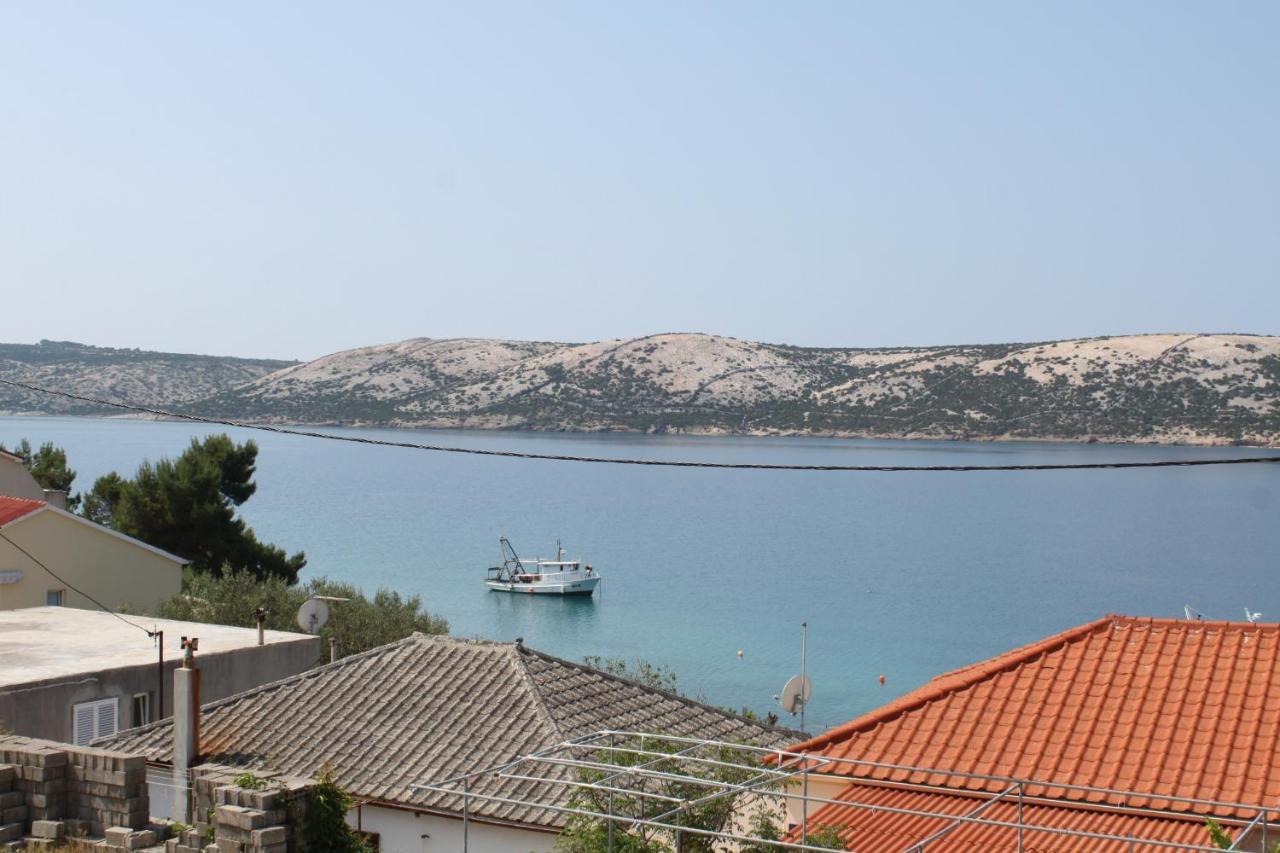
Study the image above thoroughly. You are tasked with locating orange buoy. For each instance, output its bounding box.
[878,674,886,685]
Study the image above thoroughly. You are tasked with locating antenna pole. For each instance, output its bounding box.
[800,622,808,732]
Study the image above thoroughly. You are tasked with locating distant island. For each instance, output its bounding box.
[2,334,1278,447]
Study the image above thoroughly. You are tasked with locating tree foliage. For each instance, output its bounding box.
[583,656,779,727]
[1,438,80,510]
[85,435,305,583]
[305,769,373,853]
[153,568,448,658]
[583,656,679,694]
[554,737,846,852]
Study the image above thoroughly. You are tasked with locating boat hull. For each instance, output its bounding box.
[486,576,600,596]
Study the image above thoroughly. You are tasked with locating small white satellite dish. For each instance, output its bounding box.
[296,598,331,634]
[1184,605,1205,621]
[778,674,812,716]
[1245,607,1262,623]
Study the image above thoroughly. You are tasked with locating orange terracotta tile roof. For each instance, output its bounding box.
[789,615,1280,817]
[0,496,45,527]
[793,782,1228,852]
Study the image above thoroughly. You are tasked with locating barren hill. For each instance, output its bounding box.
[0,340,294,415]
[195,332,1280,446]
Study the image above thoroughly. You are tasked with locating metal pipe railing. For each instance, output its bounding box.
[412,731,1262,853]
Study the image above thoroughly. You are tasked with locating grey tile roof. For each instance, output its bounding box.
[99,634,799,829]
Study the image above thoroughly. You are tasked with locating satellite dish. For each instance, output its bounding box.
[296,598,331,634]
[778,674,812,716]
[1184,605,1205,621]
[1245,607,1263,623]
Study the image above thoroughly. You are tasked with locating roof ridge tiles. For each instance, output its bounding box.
[515,642,806,739]
[0,495,47,527]
[787,615,1118,754]
[789,614,1280,757]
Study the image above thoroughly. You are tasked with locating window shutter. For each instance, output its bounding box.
[95,699,117,740]
[72,697,119,745]
[73,704,95,746]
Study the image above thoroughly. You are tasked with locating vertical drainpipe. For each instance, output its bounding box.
[173,636,201,823]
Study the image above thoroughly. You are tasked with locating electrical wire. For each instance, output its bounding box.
[0,527,152,635]
[1,376,1278,472]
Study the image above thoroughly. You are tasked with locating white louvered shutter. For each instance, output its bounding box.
[95,699,117,740]
[72,698,119,745]
[73,702,96,745]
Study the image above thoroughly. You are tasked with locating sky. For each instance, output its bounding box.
[1,2,1277,361]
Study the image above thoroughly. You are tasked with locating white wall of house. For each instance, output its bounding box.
[0,506,183,611]
[349,804,557,853]
[0,454,45,501]
[783,774,854,833]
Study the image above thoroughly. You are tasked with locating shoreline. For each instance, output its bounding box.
[4,411,1276,451]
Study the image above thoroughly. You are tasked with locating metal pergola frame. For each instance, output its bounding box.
[411,730,1274,852]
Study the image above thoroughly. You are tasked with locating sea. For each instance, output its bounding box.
[3,416,1277,732]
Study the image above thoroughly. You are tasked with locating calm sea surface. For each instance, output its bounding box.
[4,416,1277,731]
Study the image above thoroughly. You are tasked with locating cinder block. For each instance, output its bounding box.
[31,819,66,839]
[0,825,20,843]
[215,805,266,831]
[0,806,23,824]
[249,826,286,845]
[0,793,19,809]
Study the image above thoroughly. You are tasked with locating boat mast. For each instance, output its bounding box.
[499,537,523,580]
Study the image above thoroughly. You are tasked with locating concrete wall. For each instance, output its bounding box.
[352,804,557,853]
[0,508,183,612]
[0,455,44,501]
[0,637,321,743]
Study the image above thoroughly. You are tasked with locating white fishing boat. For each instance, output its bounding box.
[485,537,600,596]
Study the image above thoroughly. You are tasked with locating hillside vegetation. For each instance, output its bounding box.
[0,340,294,415]
[192,333,1280,446]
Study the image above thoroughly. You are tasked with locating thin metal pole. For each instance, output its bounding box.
[462,776,469,852]
[607,733,615,853]
[800,622,808,733]
[801,754,809,847]
[1263,809,1269,852]
[1016,782,1024,852]
[154,630,164,721]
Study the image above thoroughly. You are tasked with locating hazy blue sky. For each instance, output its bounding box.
[2,2,1276,360]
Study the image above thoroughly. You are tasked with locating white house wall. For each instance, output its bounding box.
[350,804,557,853]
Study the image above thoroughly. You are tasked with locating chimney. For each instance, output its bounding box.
[172,636,200,822]
[42,489,67,510]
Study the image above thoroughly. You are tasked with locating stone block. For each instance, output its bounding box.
[0,766,13,789]
[215,841,243,853]
[32,819,66,839]
[215,805,266,831]
[0,806,23,824]
[249,826,286,845]
[106,826,134,842]
[0,825,19,843]
[0,793,19,809]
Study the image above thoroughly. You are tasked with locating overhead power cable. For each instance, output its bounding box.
[1,376,1278,472]
[0,527,152,635]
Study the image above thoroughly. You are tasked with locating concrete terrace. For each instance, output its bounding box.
[0,606,315,689]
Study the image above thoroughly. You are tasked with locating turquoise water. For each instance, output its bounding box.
[4,416,1277,732]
